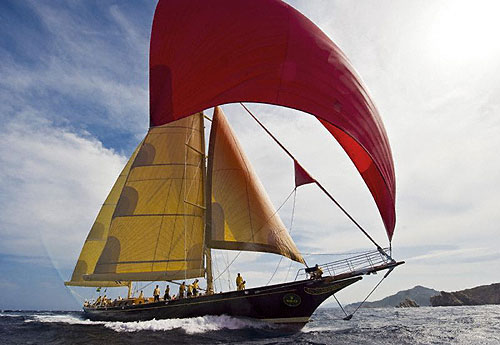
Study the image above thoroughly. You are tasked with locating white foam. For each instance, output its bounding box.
[104,315,271,334]
[25,314,105,325]
[24,313,271,334]
[301,324,354,334]
[301,326,331,333]
[0,313,23,318]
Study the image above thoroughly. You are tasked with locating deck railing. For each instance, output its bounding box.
[295,248,392,281]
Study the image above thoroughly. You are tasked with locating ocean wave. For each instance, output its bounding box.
[24,313,272,334]
[301,324,354,334]
[25,314,105,325]
[301,325,332,333]
[0,313,23,318]
[104,315,272,334]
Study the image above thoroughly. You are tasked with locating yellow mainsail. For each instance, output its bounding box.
[83,114,206,283]
[206,107,304,264]
[65,141,143,287]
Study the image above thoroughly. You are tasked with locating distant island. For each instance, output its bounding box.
[430,283,500,306]
[347,285,439,308]
[346,283,500,308]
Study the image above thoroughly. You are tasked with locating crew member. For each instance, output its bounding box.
[192,279,199,296]
[187,283,193,297]
[94,295,102,306]
[178,282,186,299]
[236,273,244,291]
[164,285,171,300]
[153,285,161,302]
[310,264,323,279]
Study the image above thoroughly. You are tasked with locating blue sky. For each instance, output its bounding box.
[1,0,500,310]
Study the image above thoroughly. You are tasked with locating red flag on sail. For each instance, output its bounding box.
[294,160,315,188]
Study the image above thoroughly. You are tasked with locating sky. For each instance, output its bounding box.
[1,0,499,311]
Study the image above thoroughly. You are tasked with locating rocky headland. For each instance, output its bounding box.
[347,285,439,308]
[430,283,500,306]
[396,298,419,308]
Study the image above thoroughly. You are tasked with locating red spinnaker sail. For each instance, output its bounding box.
[149,0,396,240]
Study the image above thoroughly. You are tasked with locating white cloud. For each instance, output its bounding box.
[406,247,499,263]
[0,114,127,271]
[0,1,150,137]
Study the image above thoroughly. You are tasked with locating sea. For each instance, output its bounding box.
[1,305,499,345]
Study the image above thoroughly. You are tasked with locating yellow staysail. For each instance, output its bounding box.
[65,141,143,287]
[206,107,304,264]
[84,114,206,282]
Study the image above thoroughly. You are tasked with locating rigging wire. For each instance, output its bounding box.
[333,294,350,319]
[212,252,223,292]
[344,267,395,320]
[214,251,241,282]
[267,188,298,285]
[224,251,233,290]
[213,187,298,282]
[183,119,189,282]
[135,280,155,295]
[301,249,386,256]
[266,256,284,286]
[239,102,390,258]
[284,189,298,282]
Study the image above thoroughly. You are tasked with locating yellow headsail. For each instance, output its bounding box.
[83,114,206,283]
[206,107,304,264]
[65,141,143,287]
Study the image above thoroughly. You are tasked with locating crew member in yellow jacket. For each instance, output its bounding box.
[192,279,199,296]
[178,282,186,299]
[164,285,171,300]
[153,285,161,302]
[236,273,244,291]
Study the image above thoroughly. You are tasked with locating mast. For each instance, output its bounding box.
[202,114,214,294]
[127,281,132,299]
[205,248,214,294]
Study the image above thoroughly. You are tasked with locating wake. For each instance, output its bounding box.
[26,313,273,334]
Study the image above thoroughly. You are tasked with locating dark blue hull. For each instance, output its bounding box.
[83,276,362,328]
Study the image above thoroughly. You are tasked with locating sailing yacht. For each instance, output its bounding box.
[65,0,403,328]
